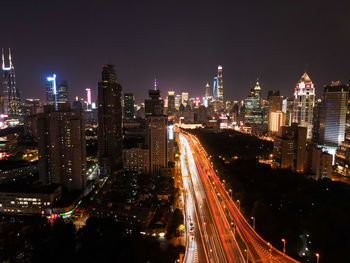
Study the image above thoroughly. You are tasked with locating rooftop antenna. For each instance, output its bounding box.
[154,77,158,90]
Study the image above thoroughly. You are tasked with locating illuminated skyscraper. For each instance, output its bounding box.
[292,72,315,139]
[244,80,264,133]
[97,64,123,176]
[167,91,175,115]
[217,65,223,100]
[211,66,224,111]
[319,82,349,146]
[2,48,21,119]
[175,94,181,110]
[205,83,210,98]
[46,75,68,108]
[181,92,189,106]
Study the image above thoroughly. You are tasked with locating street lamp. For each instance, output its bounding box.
[281,238,286,254]
[229,189,232,199]
[244,249,248,263]
[316,253,320,263]
[237,200,240,210]
[251,217,255,229]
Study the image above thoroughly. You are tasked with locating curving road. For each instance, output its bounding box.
[181,130,300,263]
[180,134,245,263]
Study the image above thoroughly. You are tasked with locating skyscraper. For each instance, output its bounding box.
[205,83,210,98]
[267,90,285,135]
[244,80,264,133]
[38,103,86,191]
[319,82,349,146]
[211,65,224,111]
[145,83,168,174]
[124,93,135,122]
[97,64,123,176]
[2,48,21,119]
[167,91,175,115]
[292,72,315,139]
[181,92,189,106]
[57,81,69,104]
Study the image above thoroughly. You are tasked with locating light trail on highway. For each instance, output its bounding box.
[180,130,300,263]
[180,134,245,263]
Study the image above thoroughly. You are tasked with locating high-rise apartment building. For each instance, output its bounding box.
[319,82,349,147]
[273,123,307,172]
[2,48,21,119]
[292,72,315,139]
[145,86,168,174]
[124,93,135,122]
[23,98,41,116]
[97,64,123,176]
[37,104,86,191]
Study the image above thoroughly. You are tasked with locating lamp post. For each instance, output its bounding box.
[229,189,232,199]
[236,200,240,210]
[244,249,248,263]
[251,217,255,229]
[316,253,320,263]
[281,238,286,254]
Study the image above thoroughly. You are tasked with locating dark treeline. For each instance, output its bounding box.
[2,216,184,263]
[188,128,350,263]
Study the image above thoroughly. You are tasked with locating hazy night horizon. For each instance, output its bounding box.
[1,0,350,102]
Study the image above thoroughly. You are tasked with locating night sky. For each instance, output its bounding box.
[1,0,350,103]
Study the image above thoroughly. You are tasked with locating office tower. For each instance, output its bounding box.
[2,48,21,119]
[335,84,350,177]
[181,92,189,106]
[312,99,322,143]
[0,95,4,115]
[85,88,92,110]
[319,82,349,147]
[123,147,149,174]
[244,80,264,134]
[284,98,294,126]
[167,91,175,115]
[267,90,285,135]
[205,83,210,98]
[57,80,69,104]
[124,93,135,122]
[292,72,315,139]
[273,123,307,172]
[167,119,174,163]
[97,64,123,176]
[23,98,41,116]
[217,65,223,100]
[72,96,83,110]
[37,103,86,191]
[175,94,181,110]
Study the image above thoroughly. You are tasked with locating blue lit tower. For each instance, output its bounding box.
[2,48,21,119]
[46,74,58,109]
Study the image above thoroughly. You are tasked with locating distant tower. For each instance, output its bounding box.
[97,64,123,176]
[205,83,210,98]
[292,72,315,139]
[2,48,21,119]
[217,65,223,100]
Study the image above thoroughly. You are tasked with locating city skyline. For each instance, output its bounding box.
[1,1,350,102]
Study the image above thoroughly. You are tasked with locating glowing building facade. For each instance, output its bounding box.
[2,48,21,119]
[244,80,264,133]
[292,72,315,139]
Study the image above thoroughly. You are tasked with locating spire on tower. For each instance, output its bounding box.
[1,48,4,70]
[154,77,158,90]
[9,48,14,69]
